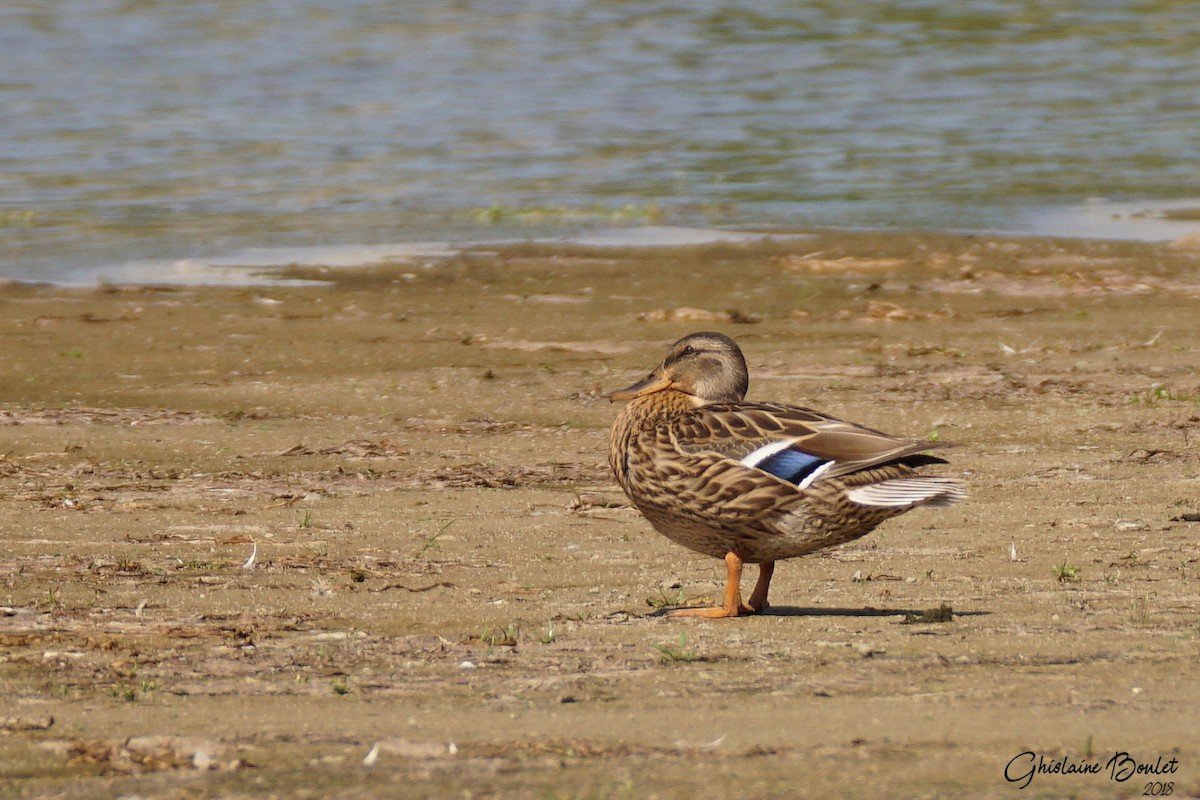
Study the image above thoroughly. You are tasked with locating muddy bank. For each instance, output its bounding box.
[2,230,1199,798]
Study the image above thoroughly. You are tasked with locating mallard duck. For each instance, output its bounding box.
[609,332,965,618]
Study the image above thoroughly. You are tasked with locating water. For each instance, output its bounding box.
[4,1,1200,284]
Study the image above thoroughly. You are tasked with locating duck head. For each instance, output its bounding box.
[610,332,749,404]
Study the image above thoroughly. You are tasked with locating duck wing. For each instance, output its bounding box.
[626,401,963,522]
[669,401,950,484]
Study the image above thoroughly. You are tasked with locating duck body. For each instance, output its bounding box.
[610,397,957,564]
[609,332,965,618]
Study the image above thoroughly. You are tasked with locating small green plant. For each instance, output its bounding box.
[480,623,519,648]
[299,508,313,529]
[655,632,700,664]
[332,678,349,695]
[1054,559,1081,583]
[113,685,138,702]
[413,520,453,559]
[40,586,63,610]
[1131,596,1153,625]
[541,622,557,644]
[1137,385,1173,403]
[1131,385,1196,404]
[646,588,686,610]
[180,559,221,571]
[1149,385,1173,401]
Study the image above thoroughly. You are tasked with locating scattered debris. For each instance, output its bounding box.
[0,716,54,733]
[901,604,955,625]
[637,307,760,324]
[851,571,904,582]
[362,738,454,766]
[479,339,632,353]
[240,542,258,570]
[776,254,903,272]
[1120,448,1180,463]
[854,643,885,658]
[366,581,456,594]
[51,735,243,775]
[564,492,625,512]
[277,439,409,459]
[836,300,952,323]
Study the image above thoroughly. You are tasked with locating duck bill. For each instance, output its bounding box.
[609,373,673,402]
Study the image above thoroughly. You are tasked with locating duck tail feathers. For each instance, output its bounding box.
[844,477,966,509]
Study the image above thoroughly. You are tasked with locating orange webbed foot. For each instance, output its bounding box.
[666,552,765,619]
[667,604,741,619]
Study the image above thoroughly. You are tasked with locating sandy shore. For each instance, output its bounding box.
[2,230,1199,798]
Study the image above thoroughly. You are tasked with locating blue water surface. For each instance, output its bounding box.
[3,1,1200,281]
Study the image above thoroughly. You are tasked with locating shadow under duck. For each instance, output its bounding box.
[609,331,966,618]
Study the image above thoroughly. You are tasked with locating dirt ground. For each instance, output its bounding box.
[1,230,1199,799]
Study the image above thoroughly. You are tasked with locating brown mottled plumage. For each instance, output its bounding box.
[609,332,966,618]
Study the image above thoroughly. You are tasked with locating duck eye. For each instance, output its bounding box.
[679,345,697,357]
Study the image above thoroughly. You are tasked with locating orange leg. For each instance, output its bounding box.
[746,561,775,613]
[669,551,759,619]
